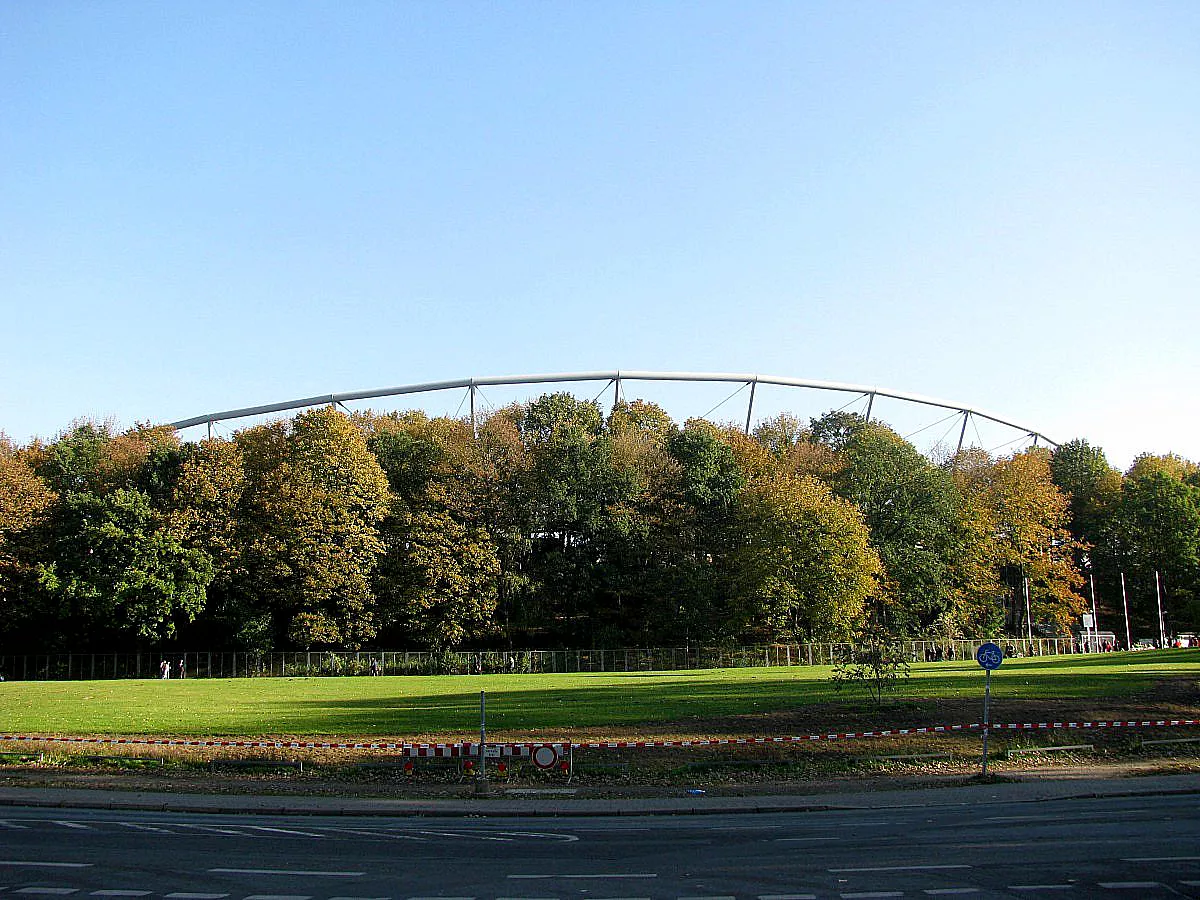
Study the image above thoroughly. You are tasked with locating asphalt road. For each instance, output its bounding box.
[1,792,1198,899]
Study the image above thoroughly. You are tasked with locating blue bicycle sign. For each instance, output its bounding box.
[975,642,1004,670]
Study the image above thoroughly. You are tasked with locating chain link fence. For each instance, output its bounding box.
[0,637,1085,681]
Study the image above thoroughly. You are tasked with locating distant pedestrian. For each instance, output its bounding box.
[159,659,170,679]
[370,658,380,676]
[176,658,186,679]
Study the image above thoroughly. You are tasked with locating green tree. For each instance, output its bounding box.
[367,412,502,650]
[1114,468,1200,633]
[35,488,212,648]
[824,421,961,634]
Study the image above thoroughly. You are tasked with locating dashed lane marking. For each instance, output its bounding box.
[89,893,153,897]
[759,894,818,899]
[1007,886,1075,891]
[117,823,173,834]
[1098,884,1163,890]
[52,822,90,830]
[507,875,656,880]
[841,893,904,898]
[1122,857,1200,862]
[0,862,91,869]
[328,828,430,842]
[172,824,248,836]
[774,837,840,843]
[242,895,313,900]
[14,891,79,896]
[164,893,230,898]
[0,821,30,830]
[830,865,972,873]
[243,826,326,839]
[208,869,363,877]
[924,891,981,896]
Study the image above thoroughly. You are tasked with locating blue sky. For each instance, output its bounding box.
[3,1,1197,469]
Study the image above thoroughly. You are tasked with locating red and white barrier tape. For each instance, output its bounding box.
[1,719,1197,757]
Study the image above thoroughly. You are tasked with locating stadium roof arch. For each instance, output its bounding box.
[170,370,1057,454]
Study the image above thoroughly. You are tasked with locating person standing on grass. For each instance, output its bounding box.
[159,659,170,679]
[176,659,186,679]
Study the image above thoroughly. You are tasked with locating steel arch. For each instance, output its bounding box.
[169,370,1056,451]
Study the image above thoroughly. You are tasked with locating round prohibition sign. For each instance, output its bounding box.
[975,642,1004,670]
[532,745,560,769]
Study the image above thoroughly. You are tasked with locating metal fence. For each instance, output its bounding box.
[0,637,1087,681]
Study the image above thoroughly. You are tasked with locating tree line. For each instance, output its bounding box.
[0,394,1196,654]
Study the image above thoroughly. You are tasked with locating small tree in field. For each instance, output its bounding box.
[831,600,910,705]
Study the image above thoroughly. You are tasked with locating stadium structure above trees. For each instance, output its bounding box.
[170,370,1057,454]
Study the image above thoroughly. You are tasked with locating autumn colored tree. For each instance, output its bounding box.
[0,439,57,642]
[230,408,391,650]
[730,473,880,641]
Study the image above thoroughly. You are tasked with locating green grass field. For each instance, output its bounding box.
[1,650,1196,740]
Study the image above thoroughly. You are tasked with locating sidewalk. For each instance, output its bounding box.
[2,770,1198,818]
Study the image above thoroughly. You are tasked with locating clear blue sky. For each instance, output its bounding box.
[3,1,1197,470]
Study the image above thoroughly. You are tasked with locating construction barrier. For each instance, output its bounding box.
[1,719,1197,757]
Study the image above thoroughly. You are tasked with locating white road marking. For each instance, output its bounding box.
[0,861,92,868]
[90,892,153,897]
[164,894,230,898]
[508,874,656,879]
[925,891,981,896]
[0,821,30,829]
[330,827,430,842]
[243,826,325,838]
[1098,884,1161,890]
[242,895,313,900]
[1007,886,1075,891]
[775,836,840,842]
[406,896,476,900]
[841,893,904,899]
[759,894,818,899]
[831,865,972,873]
[1122,856,1200,862]
[15,891,79,896]
[53,822,91,830]
[117,823,172,834]
[490,831,578,843]
[417,829,512,843]
[209,869,363,877]
[173,823,247,836]
[678,896,736,900]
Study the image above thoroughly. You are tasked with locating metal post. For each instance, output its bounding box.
[1120,572,1132,650]
[613,374,621,407]
[981,667,992,778]
[957,411,970,454]
[1089,572,1099,640]
[475,689,489,795]
[744,379,757,435]
[865,392,875,424]
[1023,576,1033,641]
[1155,571,1166,647]
[469,383,477,438]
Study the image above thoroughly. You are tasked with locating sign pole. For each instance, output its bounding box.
[975,642,1004,778]
[474,689,489,796]
[982,667,992,777]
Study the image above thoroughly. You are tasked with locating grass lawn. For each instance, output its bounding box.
[0,650,1196,741]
